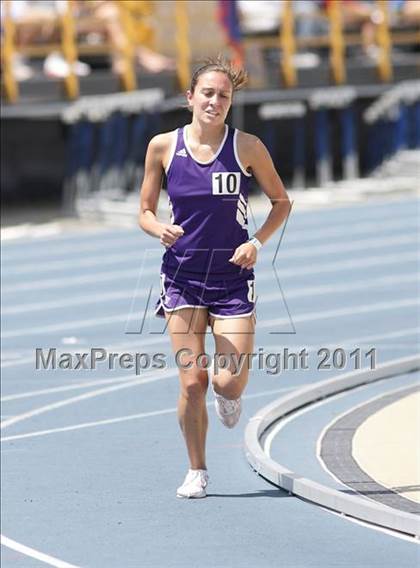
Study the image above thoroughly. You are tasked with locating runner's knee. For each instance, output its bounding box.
[179,369,209,401]
[212,366,249,390]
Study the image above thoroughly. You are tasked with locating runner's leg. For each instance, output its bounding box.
[210,314,256,399]
[165,307,209,470]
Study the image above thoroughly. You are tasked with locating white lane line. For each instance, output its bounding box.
[265,251,418,280]
[3,251,137,275]
[2,248,417,300]
[0,368,179,430]
[1,335,168,369]
[0,365,182,567]
[2,232,417,285]
[315,383,420,494]
[1,407,178,442]
[320,506,419,543]
[2,327,419,402]
[263,326,420,354]
[2,313,130,338]
[259,273,419,303]
[1,375,145,402]
[3,291,419,340]
[2,233,418,293]
[3,270,418,316]
[264,380,418,469]
[1,385,298,443]
[2,288,137,315]
[5,295,418,340]
[271,213,418,246]
[2,235,144,264]
[259,297,420,331]
[0,535,80,568]
[2,255,419,340]
[3,219,418,274]
[1,266,139,293]
[2,204,417,262]
[1,309,419,382]
[261,378,420,544]
[1,224,132,248]
[2,324,418,395]
[268,233,418,261]
[2,203,417,565]
[263,390,352,458]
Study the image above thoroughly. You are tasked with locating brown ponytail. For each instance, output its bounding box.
[190,54,248,94]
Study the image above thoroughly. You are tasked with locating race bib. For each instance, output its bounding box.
[212,172,240,195]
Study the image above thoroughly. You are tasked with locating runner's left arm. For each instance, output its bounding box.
[229,134,291,270]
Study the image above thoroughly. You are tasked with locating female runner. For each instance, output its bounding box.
[139,56,290,498]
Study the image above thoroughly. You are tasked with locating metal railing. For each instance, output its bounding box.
[1,0,419,103]
[1,0,155,101]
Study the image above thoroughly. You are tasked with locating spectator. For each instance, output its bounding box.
[323,0,420,57]
[237,0,283,35]
[390,0,420,25]
[74,1,175,76]
[237,0,321,76]
[2,0,90,79]
[2,0,175,82]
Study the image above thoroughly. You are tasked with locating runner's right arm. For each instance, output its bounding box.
[139,133,184,247]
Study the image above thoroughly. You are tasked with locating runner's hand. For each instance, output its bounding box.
[159,224,184,247]
[229,242,257,270]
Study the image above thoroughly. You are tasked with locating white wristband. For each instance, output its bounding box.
[248,236,262,251]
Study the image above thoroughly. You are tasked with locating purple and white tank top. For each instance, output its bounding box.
[161,124,253,282]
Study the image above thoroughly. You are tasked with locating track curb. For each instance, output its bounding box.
[244,355,420,537]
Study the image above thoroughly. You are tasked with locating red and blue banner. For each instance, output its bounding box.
[218,0,244,67]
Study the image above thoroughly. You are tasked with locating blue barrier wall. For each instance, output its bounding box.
[2,82,419,203]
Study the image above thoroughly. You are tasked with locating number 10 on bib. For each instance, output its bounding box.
[212,172,240,195]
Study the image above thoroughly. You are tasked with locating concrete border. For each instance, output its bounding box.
[320,383,420,514]
[244,355,420,537]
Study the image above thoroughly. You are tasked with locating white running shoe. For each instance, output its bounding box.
[176,469,209,499]
[43,52,91,78]
[213,389,242,429]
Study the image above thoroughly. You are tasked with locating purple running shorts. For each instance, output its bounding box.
[155,272,256,319]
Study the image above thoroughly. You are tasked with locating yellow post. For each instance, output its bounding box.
[328,0,346,84]
[175,0,191,92]
[116,2,137,91]
[280,0,297,88]
[122,1,155,50]
[59,0,79,99]
[376,0,392,82]
[2,0,19,103]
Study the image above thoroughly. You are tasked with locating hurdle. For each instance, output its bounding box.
[258,88,359,189]
[61,89,164,216]
[364,80,420,173]
[258,102,307,189]
[309,86,358,187]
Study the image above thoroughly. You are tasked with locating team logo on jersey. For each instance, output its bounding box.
[160,273,170,304]
[212,172,240,195]
[236,193,248,228]
[168,196,175,224]
[176,148,187,157]
[247,279,256,303]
